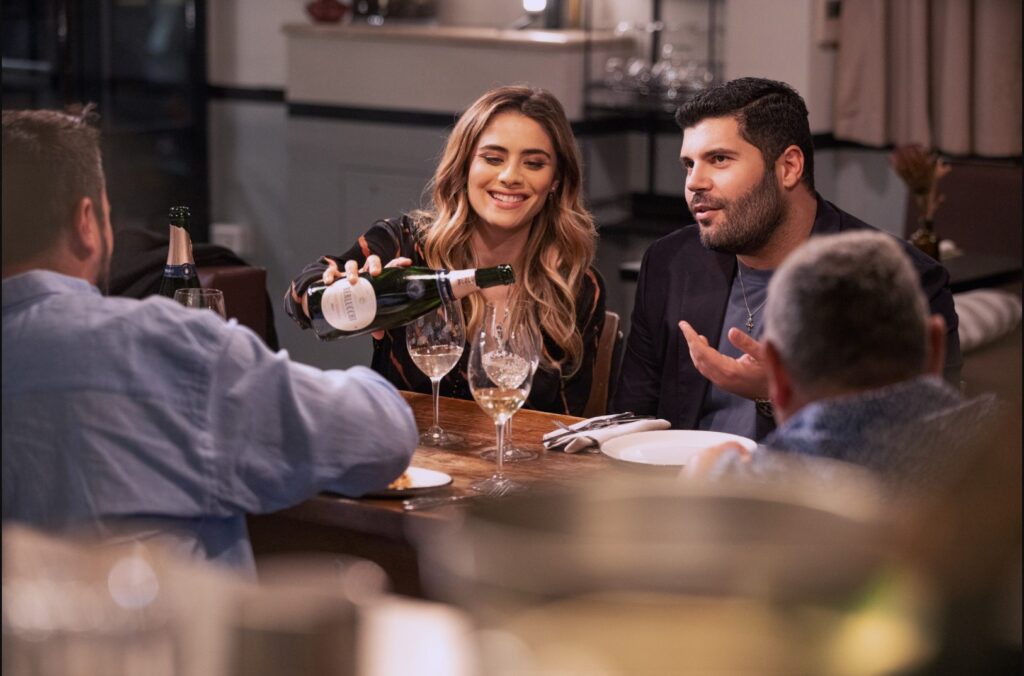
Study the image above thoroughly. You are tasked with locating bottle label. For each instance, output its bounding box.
[163,263,197,279]
[447,269,478,300]
[321,277,377,331]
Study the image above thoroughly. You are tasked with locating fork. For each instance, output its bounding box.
[402,494,479,511]
[544,414,654,446]
[402,482,516,512]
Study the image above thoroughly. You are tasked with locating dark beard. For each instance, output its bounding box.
[693,167,787,256]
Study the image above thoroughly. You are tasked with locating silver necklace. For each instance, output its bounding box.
[736,264,768,333]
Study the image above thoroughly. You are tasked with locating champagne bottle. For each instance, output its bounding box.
[307,264,515,340]
[157,206,200,298]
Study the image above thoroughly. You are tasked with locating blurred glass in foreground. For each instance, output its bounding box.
[2,526,386,676]
[414,426,1020,676]
[413,463,925,675]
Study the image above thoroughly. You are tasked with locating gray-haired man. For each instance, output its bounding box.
[689,230,992,490]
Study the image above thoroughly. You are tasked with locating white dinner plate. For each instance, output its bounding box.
[600,430,757,467]
[367,467,453,498]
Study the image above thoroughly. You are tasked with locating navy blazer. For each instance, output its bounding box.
[612,196,963,438]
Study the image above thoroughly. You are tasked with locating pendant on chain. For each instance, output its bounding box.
[745,314,754,333]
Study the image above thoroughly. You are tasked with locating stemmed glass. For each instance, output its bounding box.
[468,302,539,495]
[406,297,466,447]
[479,305,540,463]
[174,288,227,319]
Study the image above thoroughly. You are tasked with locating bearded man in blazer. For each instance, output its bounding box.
[612,77,960,440]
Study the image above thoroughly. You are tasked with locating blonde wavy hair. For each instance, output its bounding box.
[411,86,597,375]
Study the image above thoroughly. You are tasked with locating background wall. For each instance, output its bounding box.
[206,0,911,368]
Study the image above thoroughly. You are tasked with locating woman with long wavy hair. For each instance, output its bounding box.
[285,85,605,416]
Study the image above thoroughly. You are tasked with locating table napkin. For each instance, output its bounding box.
[543,417,671,454]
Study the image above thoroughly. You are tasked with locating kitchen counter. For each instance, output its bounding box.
[282,23,630,51]
[282,23,632,118]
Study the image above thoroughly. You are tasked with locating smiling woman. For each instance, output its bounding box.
[284,86,606,417]
[467,111,557,239]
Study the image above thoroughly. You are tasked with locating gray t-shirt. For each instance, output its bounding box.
[697,262,772,439]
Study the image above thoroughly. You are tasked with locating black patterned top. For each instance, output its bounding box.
[284,215,606,416]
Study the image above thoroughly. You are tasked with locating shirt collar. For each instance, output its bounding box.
[810,193,842,237]
[772,375,960,438]
[2,270,101,310]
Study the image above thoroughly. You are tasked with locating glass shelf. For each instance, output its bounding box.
[585,81,707,116]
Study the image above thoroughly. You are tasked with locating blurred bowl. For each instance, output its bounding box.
[416,468,886,610]
[410,464,923,673]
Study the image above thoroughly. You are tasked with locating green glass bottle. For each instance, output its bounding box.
[307,264,515,340]
[157,206,200,298]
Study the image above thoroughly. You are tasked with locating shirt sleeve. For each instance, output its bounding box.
[906,244,963,386]
[202,321,418,513]
[924,267,963,387]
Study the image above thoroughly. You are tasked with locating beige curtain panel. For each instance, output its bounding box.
[834,0,1021,157]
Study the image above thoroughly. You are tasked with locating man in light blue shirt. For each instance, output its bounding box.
[2,108,418,574]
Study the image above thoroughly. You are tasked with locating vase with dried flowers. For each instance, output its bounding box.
[890,144,952,260]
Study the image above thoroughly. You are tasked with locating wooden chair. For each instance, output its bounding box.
[583,310,624,418]
[198,265,276,348]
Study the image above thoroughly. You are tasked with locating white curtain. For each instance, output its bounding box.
[834,0,1021,157]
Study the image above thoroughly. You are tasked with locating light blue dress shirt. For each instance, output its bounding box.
[2,271,417,574]
[699,376,994,498]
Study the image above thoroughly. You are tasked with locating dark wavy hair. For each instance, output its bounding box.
[675,77,815,190]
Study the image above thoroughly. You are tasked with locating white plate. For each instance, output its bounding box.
[600,430,757,467]
[368,467,453,498]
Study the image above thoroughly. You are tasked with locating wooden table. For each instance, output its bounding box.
[248,392,615,597]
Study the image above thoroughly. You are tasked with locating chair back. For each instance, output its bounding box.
[198,265,272,345]
[583,311,624,418]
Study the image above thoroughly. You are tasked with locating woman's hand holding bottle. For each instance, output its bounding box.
[307,254,411,338]
[326,254,413,287]
[304,256,511,342]
[317,255,412,339]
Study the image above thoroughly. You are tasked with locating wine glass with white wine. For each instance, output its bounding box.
[406,295,466,447]
[479,304,541,463]
[468,302,539,495]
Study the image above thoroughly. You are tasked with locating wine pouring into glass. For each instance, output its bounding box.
[479,304,541,463]
[406,296,466,447]
[468,302,539,495]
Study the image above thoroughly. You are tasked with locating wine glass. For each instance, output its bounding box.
[406,297,466,447]
[173,288,227,319]
[479,305,541,463]
[468,302,539,495]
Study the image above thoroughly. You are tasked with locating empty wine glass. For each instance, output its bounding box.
[468,302,539,495]
[173,288,226,319]
[406,296,466,447]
